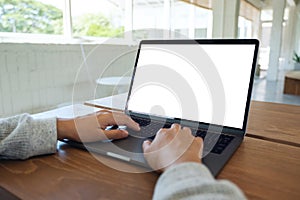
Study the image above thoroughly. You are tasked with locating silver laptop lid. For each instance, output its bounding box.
[125,39,259,133]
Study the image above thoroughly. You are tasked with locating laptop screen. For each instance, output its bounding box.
[127,40,258,130]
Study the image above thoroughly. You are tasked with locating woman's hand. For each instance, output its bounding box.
[143,124,203,172]
[57,110,140,142]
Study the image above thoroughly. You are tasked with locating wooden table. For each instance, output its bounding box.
[1,96,300,199]
[284,71,300,95]
[247,101,300,147]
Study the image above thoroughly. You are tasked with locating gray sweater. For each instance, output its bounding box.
[0,113,57,159]
[0,114,246,199]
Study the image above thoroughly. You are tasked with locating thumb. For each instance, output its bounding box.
[143,140,152,153]
[103,129,129,140]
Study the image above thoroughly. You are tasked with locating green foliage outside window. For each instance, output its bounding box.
[72,13,124,38]
[0,0,124,38]
[0,0,63,34]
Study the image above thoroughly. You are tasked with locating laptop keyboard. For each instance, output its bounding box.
[128,116,171,138]
[128,116,235,154]
[195,130,234,154]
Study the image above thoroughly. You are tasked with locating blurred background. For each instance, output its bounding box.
[0,0,299,117]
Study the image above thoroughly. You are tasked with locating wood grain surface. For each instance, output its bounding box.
[1,137,300,200]
[247,101,300,146]
[1,98,300,199]
[218,137,300,200]
[0,142,158,200]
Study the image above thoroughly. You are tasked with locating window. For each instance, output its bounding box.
[0,0,212,43]
[0,0,63,34]
[238,0,260,39]
[71,0,124,38]
[132,0,212,40]
[171,0,212,39]
[132,0,165,39]
[238,16,252,38]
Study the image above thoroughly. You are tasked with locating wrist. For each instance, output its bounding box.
[57,118,76,141]
[163,158,201,172]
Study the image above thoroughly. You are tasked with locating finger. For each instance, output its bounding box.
[170,123,181,133]
[195,136,203,143]
[193,137,204,151]
[182,127,192,138]
[182,126,192,133]
[142,140,152,153]
[111,113,140,131]
[194,137,204,159]
[194,137,204,148]
[103,129,129,140]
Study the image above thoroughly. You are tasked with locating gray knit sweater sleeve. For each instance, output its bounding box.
[153,162,246,200]
[0,114,57,160]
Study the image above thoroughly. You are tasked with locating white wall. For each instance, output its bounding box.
[295,4,300,54]
[0,43,137,117]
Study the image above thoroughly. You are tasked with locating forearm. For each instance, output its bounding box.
[0,114,57,159]
[153,162,246,200]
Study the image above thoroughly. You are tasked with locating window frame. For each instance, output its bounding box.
[0,0,213,44]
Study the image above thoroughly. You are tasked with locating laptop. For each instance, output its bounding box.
[67,39,259,176]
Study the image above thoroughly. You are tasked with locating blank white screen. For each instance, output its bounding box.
[127,43,255,129]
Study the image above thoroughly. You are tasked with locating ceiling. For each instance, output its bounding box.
[260,0,300,9]
[108,0,299,10]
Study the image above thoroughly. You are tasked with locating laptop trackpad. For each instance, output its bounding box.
[112,136,145,153]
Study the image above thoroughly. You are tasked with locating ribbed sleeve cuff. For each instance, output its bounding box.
[153,162,246,200]
[27,117,57,158]
[0,114,58,160]
[155,162,214,188]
